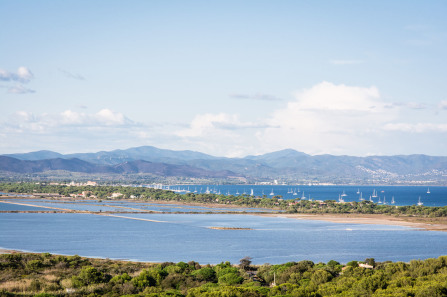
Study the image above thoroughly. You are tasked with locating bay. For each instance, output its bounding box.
[169,185,447,206]
[1,212,446,264]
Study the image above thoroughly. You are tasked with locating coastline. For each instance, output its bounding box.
[257,213,447,232]
[2,196,447,232]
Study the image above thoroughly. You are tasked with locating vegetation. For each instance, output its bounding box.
[1,182,447,218]
[1,253,447,296]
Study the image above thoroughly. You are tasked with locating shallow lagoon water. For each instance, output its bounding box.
[1,212,446,264]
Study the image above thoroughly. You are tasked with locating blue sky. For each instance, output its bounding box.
[1,0,447,157]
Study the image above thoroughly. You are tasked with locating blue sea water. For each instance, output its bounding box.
[1,186,446,264]
[1,212,446,264]
[169,185,447,207]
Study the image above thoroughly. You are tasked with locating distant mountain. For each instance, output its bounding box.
[2,150,64,161]
[0,156,237,178]
[2,147,447,183]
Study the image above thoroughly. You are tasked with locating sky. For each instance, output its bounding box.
[1,0,447,157]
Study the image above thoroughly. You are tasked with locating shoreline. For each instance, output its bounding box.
[256,213,447,232]
[2,196,447,232]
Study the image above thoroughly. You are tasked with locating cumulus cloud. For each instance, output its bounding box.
[258,81,395,155]
[0,67,34,83]
[5,109,134,133]
[230,93,282,101]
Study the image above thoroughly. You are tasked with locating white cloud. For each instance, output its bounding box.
[177,113,265,137]
[8,85,35,94]
[439,100,447,110]
[258,81,395,155]
[0,67,34,83]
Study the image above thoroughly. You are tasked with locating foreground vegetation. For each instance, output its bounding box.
[1,253,447,297]
[1,183,447,218]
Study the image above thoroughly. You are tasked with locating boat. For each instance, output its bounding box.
[341,190,347,197]
[301,191,305,199]
[377,196,382,204]
[427,188,430,194]
[250,189,254,196]
[205,187,210,194]
[383,196,387,205]
[236,190,239,195]
[293,190,297,196]
[369,195,372,202]
[357,188,360,194]
[391,196,395,204]
[338,194,345,203]
[372,189,378,198]
[269,189,274,196]
[417,196,423,206]
[359,192,364,201]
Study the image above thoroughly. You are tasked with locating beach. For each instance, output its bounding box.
[258,213,447,232]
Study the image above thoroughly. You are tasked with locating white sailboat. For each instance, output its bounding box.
[236,190,239,195]
[301,191,305,199]
[372,189,378,198]
[377,196,382,204]
[391,196,395,204]
[369,195,373,202]
[417,196,423,206]
[250,189,254,196]
[359,192,364,201]
[341,190,347,197]
[383,196,387,205]
[205,187,210,194]
[357,188,360,194]
[338,194,345,203]
[427,188,430,194]
[270,189,274,196]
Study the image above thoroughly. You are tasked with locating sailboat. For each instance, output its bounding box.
[236,189,239,195]
[359,192,364,201]
[270,189,274,196]
[357,188,360,194]
[293,189,297,195]
[250,189,254,196]
[205,187,210,194]
[338,194,345,203]
[391,196,395,204]
[301,191,305,199]
[341,190,347,197]
[377,196,382,204]
[369,195,373,202]
[427,188,430,194]
[417,196,423,206]
[383,196,387,205]
[372,189,378,198]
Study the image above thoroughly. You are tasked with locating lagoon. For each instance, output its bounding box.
[1,210,446,264]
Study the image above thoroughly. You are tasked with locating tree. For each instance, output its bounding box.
[239,256,252,271]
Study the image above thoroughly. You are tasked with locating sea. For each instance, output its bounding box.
[166,185,446,207]
[1,185,446,264]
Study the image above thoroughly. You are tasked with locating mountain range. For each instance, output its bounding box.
[2,146,447,184]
